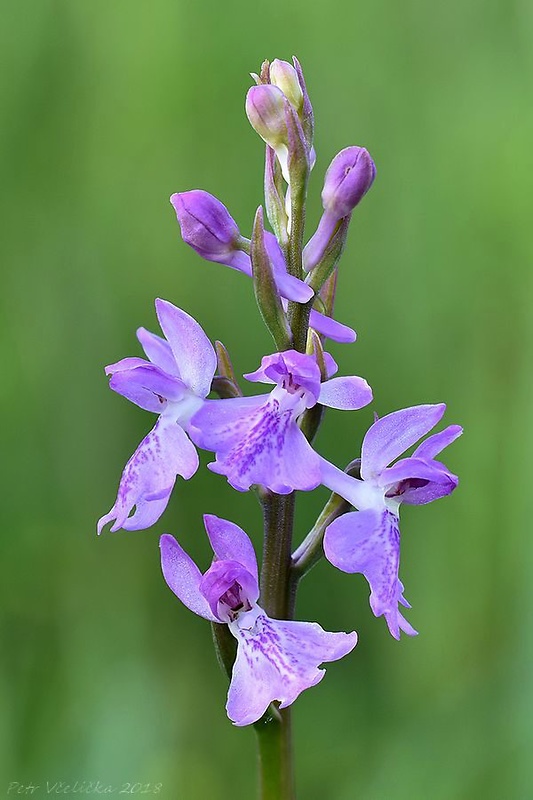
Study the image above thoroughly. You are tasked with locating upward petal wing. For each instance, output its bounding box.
[203,515,259,585]
[361,404,446,480]
[159,534,217,621]
[412,424,463,461]
[155,299,216,398]
[136,327,180,376]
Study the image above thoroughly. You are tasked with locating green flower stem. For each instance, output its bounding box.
[253,153,311,800]
[254,708,294,800]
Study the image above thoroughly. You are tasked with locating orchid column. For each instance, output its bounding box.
[99,56,461,800]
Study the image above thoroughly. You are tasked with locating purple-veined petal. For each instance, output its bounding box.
[155,299,216,397]
[361,404,446,481]
[159,534,217,621]
[412,424,463,461]
[200,560,260,619]
[189,395,269,447]
[109,365,187,413]
[97,417,198,534]
[203,514,258,584]
[308,309,357,343]
[324,508,417,639]
[226,609,357,726]
[136,327,179,376]
[318,376,373,411]
[206,397,322,493]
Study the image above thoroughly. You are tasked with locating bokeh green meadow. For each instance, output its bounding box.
[1,1,532,797]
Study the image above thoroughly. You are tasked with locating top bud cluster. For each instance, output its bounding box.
[98,58,461,727]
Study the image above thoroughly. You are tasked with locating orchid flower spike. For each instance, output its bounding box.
[160,515,357,726]
[190,350,372,494]
[97,300,216,533]
[320,404,462,638]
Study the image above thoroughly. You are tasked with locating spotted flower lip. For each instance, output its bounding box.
[97,299,217,534]
[189,350,373,494]
[159,515,357,726]
[321,404,462,638]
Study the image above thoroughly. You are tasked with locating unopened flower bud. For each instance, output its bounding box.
[270,59,304,115]
[170,190,240,262]
[321,146,376,218]
[246,84,288,150]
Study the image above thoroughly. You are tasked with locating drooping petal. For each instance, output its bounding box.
[108,365,187,413]
[412,424,463,461]
[308,309,357,343]
[136,327,179,376]
[155,299,216,397]
[226,608,357,726]
[97,417,198,534]
[196,395,322,493]
[318,376,373,411]
[324,508,417,639]
[159,534,217,621]
[361,404,446,480]
[203,515,259,585]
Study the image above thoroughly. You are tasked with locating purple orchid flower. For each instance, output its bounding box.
[97,299,216,534]
[320,404,462,639]
[171,190,356,343]
[160,515,357,726]
[190,350,372,494]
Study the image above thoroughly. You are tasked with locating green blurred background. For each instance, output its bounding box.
[1,1,532,798]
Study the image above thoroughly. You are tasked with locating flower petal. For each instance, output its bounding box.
[361,404,446,480]
[196,396,322,493]
[318,376,373,411]
[412,424,463,461]
[155,299,216,397]
[200,560,259,618]
[97,418,198,533]
[379,456,456,489]
[324,508,417,639]
[105,357,149,375]
[109,365,186,412]
[136,327,179,376]
[203,514,259,584]
[308,310,357,343]
[226,609,357,726]
[159,534,217,621]
[264,232,314,303]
